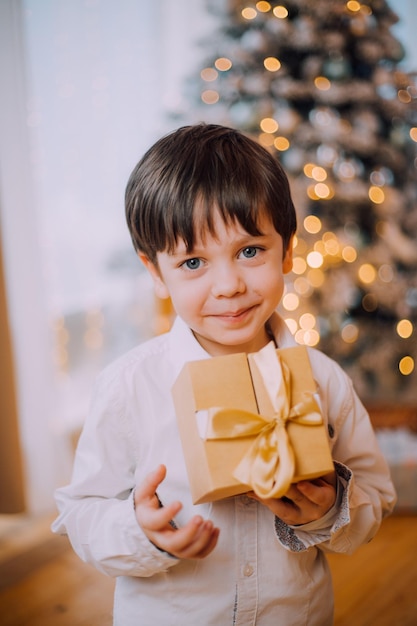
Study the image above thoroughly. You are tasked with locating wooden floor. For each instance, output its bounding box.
[0,513,416,625]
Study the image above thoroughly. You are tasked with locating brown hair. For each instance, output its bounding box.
[125,124,297,264]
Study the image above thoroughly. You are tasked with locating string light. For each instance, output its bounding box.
[282,292,300,311]
[358,263,376,284]
[362,293,378,312]
[399,356,414,376]
[242,7,257,20]
[323,235,340,256]
[197,0,415,398]
[378,264,394,282]
[306,251,324,268]
[346,1,361,12]
[274,136,290,150]
[256,1,271,11]
[335,159,358,181]
[341,323,359,343]
[299,313,316,330]
[273,5,289,18]
[314,240,326,255]
[201,68,218,81]
[264,57,281,72]
[304,215,322,233]
[314,183,332,199]
[314,76,331,91]
[307,268,325,287]
[342,245,357,262]
[292,257,307,275]
[215,57,232,71]
[303,163,316,177]
[368,185,385,203]
[295,328,320,346]
[398,89,411,103]
[397,319,413,338]
[307,185,320,200]
[294,276,313,296]
[260,117,279,133]
[311,166,327,181]
[258,132,275,147]
[201,89,219,104]
[284,318,298,334]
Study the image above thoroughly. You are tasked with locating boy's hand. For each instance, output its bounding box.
[248,471,337,526]
[134,465,220,559]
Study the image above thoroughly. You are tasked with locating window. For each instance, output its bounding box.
[0,0,214,511]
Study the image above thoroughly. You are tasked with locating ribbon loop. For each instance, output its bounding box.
[205,342,322,499]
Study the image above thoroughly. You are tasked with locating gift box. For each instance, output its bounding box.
[172,342,334,504]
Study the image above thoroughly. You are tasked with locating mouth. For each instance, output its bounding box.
[211,305,257,321]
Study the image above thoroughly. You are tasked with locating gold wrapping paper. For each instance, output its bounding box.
[172,343,334,504]
[205,342,324,498]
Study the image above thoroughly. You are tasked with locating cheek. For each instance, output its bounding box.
[253,265,285,291]
[169,282,203,315]
[254,270,286,307]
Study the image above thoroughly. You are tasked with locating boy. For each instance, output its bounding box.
[52,124,396,625]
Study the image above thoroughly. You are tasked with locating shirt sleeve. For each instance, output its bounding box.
[274,354,397,554]
[51,369,180,578]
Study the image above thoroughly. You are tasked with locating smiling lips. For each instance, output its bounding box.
[211,305,257,320]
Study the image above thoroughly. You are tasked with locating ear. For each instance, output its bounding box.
[138,253,171,300]
[282,236,294,274]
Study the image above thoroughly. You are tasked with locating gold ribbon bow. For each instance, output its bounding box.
[204,342,322,499]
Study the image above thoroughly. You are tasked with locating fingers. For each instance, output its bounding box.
[164,517,220,559]
[134,464,167,506]
[134,466,182,531]
[137,496,182,531]
[296,476,336,507]
[319,470,337,489]
[134,466,220,560]
[247,475,337,525]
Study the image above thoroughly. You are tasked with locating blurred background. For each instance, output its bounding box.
[1,0,416,521]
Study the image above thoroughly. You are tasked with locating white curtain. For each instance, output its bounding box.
[0,0,214,514]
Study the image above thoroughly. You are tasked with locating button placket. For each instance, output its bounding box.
[234,496,258,625]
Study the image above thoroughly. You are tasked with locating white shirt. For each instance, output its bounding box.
[52,312,396,626]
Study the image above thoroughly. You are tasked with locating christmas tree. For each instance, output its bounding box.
[190,0,417,404]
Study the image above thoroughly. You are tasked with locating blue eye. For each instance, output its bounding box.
[241,247,258,258]
[184,258,201,270]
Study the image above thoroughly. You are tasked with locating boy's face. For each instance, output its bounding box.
[140,209,293,357]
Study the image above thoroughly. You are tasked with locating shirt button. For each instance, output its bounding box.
[243,563,254,577]
[241,495,251,505]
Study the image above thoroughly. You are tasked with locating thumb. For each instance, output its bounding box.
[134,464,167,506]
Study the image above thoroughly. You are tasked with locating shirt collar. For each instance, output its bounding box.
[168,316,211,378]
[267,311,297,348]
[168,310,296,376]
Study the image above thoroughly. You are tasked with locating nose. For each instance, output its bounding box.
[211,262,246,298]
